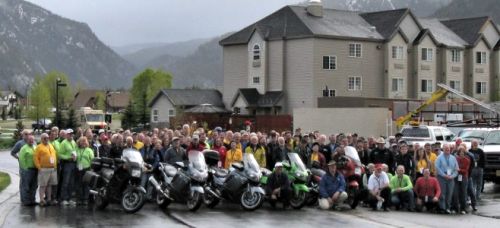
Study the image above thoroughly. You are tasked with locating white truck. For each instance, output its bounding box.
[400,125,456,147]
[76,107,107,131]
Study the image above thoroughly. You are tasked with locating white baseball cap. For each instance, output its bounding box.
[66,129,74,134]
[275,162,283,168]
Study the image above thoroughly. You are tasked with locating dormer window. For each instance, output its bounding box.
[253,44,261,61]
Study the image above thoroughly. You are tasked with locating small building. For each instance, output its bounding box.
[72,89,129,113]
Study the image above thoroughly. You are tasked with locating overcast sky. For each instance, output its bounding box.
[25,0,304,47]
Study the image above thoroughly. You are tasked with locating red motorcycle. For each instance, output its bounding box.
[336,146,365,209]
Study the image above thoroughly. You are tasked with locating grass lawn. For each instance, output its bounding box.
[0,172,11,193]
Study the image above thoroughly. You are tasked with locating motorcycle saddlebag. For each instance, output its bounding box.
[204,151,220,166]
[224,172,247,192]
[83,171,102,189]
[171,171,190,193]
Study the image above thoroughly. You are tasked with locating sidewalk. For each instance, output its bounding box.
[0,168,20,227]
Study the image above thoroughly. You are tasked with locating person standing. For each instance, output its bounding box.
[370,138,394,173]
[163,137,188,165]
[11,129,30,159]
[75,137,94,205]
[455,146,470,214]
[225,141,243,169]
[212,137,227,168]
[245,136,266,168]
[318,161,348,210]
[414,168,441,212]
[435,144,458,214]
[469,140,485,201]
[308,142,326,170]
[34,133,58,206]
[18,135,37,206]
[394,144,414,180]
[59,129,78,206]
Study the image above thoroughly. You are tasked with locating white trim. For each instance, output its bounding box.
[348,43,362,58]
[322,55,337,70]
[348,76,362,91]
[391,77,404,92]
[421,79,433,93]
[476,81,487,94]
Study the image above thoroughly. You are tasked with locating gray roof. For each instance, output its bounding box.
[495,39,500,50]
[184,104,231,114]
[360,8,410,40]
[419,18,468,48]
[149,89,224,107]
[441,16,490,46]
[231,88,283,108]
[220,5,383,46]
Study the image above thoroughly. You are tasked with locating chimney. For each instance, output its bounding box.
[306,0,323,17]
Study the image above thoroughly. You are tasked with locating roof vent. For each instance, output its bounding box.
[369,26,377,33]
[306,0,323,17]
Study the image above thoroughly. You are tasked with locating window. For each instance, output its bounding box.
[476,82,487,94]
[348,76,362,91]
[476,52,486,64]
[152,109,159,122]
[391,78,404,92]
[451,49,461,62]
[168,109,175,117]
[322,56,336,70]
[450,80,461,91]
[421,79,433,93]
[233,107,241,114]
[252,77,260,84]
[421,48,433,61]
[328,89,336,97]
[253,44,260,61]
[349,43,362,58]
[392,46,404,59]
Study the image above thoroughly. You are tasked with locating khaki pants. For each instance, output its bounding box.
[319,191,348,210]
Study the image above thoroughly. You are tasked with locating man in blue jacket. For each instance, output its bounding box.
[319,161,348,210]
[435,144,458,214]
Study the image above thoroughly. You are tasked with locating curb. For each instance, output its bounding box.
[0,169,19,205]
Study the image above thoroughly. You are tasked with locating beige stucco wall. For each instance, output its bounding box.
[293,108,392,137]
[248,33,266,94]
[268,40,284,91]
[312,38,384,99]
[471,40,491,102]
[400,15,421,42]
[223,45,248,110]
[443,48,466,94]
[385,33,409,99]
[493,50,500,101]
[150,95,175,124]
[414,35,438,99]
[482,22,500,48]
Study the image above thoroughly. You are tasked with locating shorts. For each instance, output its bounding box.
[38,168,57,187]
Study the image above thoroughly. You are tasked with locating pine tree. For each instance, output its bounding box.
[1,107,6,120]
[66,108,79,129]
[121,101,136,130]
[13,120,24,141]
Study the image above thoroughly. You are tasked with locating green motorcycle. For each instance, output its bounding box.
[260,153,310,209]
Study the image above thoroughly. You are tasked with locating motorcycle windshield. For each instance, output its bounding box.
[344,146,362,167]
[188,150,207,172]
[243,153,260,173]
[122,148,144,165]
[288,153,307,172]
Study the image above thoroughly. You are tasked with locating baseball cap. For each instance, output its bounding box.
[66,129,74,134]
[274,162,283,168]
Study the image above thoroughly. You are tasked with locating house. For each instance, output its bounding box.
[219,1,500,115]
[148,89,225,127]
[72,89,129,113]
[0,90,24,111]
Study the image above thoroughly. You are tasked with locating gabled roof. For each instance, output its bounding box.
[495,39,500,50]
[107,92,129,108]
[441,16,491,46]
[184,104,231,114]
[220,5,383,46]
[231,88,284,108]
[149,89,224,108]
[419,18,468,48]
[360,8,409,40]
[72,89,101,108]
[413,29,439,46]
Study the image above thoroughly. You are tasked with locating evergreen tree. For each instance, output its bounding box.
[13,120,24,141]
[1,107,6,120]
[66,108,79,129]
[121,100,136,130]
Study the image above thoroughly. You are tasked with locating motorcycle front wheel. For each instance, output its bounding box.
[240,190,263,211]
[187,191,203,212]
[156,191,171,209]
[290,191,308,209]
[94,194,108,210]
[122,188,146,213]
[203,192,220,209]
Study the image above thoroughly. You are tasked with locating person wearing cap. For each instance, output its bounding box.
[34,133,58,206]
[163,136,188,165]
[308,142,326,170]
[370,137,394,173]
[187,134,206,156]
[98,134,111,158]
[394,143,414,180]
[367,164,391,211]
[18,135,38,206]
[435,144,458,214]
[59,129,78,206]
[266,162,291,209]
[389,165,415,211]
[319,161,348,210]
[414,168,441,212]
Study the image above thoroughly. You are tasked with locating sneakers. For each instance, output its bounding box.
[445,209,452,214]
[460,210,467,215]
[61,200,70,206]
[472,206,478,212]
[69,200,77,206]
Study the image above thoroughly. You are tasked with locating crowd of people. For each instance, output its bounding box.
[11,124,485,215]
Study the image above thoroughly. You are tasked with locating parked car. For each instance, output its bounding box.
[32,118,52,131]
[400,125,455,147]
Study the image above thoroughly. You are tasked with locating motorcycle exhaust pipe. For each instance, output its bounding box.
[205,187,222,199]
[148,176,162,192]
[89,189,98,195]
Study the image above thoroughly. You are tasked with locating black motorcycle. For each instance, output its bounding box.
[148,150,207,212]
[202,151,266,211]
[83,148,149,213]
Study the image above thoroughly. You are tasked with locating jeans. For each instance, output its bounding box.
[467,177,477,207]
[61,162,76,201]
[415,196,439,212]
[454,177,468,211]
[391,189,415,210]
[76,168,90,202]
[140,173,154,200]
[20,168,38,204]
[368,187,391,210]
[471,168,483,200]
[438,176,454,211]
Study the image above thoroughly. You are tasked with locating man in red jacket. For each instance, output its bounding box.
[414,168,441,212]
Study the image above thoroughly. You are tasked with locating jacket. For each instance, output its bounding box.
[266,172,290,194]
[19,144,36,169]
[212,145,227,168]
[59,139,77,161]
[414,176,441,198]
[141,145,159,168]
[245,144,266,168]
[34,143,57,169]
[389,174,413,193]
[456,155,470,179]
[308,151,326,170]
[319,172,346,198]
[163,147,187,165]
[370,147,394,172]
[76,147,95,170]
[225,148,243,169]
[435,154,458,179]
[469,148,485,169]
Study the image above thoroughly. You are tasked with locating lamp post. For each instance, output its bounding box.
[55,78,67,128]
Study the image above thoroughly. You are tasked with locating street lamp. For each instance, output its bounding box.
[55,78,67,128]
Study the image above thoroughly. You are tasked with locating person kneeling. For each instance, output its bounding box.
[266,162,291,209]
[319,161,348,210]
[390,165,415,211]
[367,164,391,211]
[414,168,441,212]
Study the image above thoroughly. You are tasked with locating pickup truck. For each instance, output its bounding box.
[400,125,456,147]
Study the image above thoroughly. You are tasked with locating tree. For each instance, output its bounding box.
[1,107,6,120]
[13,120,24,141]
[130,68,172,126]
[95,92,106,111]
[66,108,79,129]
[41,71,73,109]
[28,76,52,122]
[121,100,136,130]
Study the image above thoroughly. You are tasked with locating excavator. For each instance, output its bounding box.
[395,83,500,128]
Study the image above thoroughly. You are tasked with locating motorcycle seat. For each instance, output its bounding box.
[213,168,229,178]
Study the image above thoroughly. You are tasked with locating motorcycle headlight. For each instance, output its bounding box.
[131,168,141,178]
[193,171,208,182]
[248,172,261,183]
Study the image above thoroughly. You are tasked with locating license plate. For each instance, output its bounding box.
[496,170,500,177]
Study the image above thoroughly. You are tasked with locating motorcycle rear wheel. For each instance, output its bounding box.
[122,188,146,214]
[348,189,360,209]
[94,195,108,210]
[187,191,203,212]
[203,192,220,209]
[240,190,263,211]
[290,191,308,209]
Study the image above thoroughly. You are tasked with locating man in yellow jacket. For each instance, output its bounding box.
[34,133,58,206]
[245,136,266,168]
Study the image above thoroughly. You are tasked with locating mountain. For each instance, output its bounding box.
[122,38,210,69]
[434,0,500,23]
[322,0,453,16]
[0,0,136,91]
[141,36,223,89]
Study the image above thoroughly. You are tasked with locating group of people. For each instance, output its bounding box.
[11,124,485,216]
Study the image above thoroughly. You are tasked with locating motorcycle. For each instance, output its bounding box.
[202,151,266,211]
[336,146,365,209]
[260,153,310,209]
[83,148,149,214]
[148,150,207,212]
[306,162,326,206]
